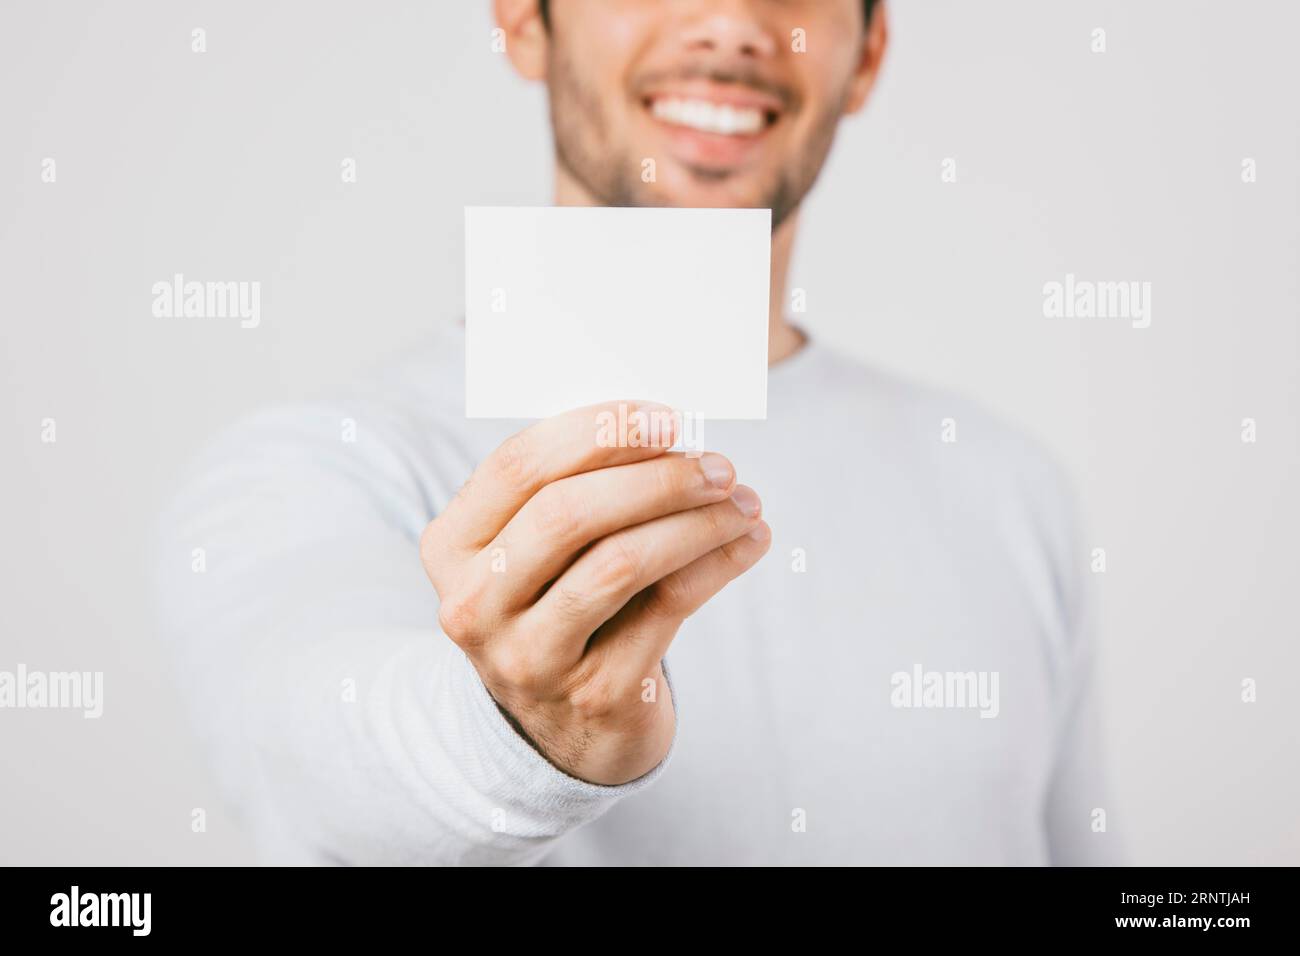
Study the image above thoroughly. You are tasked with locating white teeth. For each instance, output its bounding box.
[649,97,766,135]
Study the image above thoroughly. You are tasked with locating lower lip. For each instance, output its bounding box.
[644,107,775,169]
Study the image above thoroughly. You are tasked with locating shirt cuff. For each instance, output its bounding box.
[447,647,677,840]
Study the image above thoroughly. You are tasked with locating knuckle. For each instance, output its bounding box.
[645,572,694,620]
[436,589,480,645]
[665,455,707,504]
[450,473,476,506]
[418,517,438,551]
[654,456,688,500]
[589,535,642,593]
[720,534,753,567]
[487,645,543,691]
[492,432,536,491]
[701,500,729,538]
[419,519,451,581]
[549,583,598,624]
[531,485,585,544]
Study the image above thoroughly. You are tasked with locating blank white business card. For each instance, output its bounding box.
[464,206,770,419]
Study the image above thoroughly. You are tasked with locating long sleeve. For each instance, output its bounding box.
[151,402,671,865]
[1032,458,1126,866]
[1044,645,1126,865]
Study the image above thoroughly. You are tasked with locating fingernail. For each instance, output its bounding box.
[747,522,770,543]
[729,485,761,519]
[699,452,734,490]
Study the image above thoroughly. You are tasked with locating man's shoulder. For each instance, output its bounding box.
[222,321,470,442]
[172,323,480,523]
[809,343,1083,578]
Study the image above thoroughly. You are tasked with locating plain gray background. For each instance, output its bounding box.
[2,0,1296,865]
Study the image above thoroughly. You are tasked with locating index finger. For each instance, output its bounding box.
[435,399,677,554]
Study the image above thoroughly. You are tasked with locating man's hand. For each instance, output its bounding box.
[419,400,770,785]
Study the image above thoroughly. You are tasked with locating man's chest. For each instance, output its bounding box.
[544,507,1063,864]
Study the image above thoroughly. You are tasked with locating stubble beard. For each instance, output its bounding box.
[545,40,848,231]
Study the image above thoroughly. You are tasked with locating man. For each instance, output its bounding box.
[156,0,1121,865]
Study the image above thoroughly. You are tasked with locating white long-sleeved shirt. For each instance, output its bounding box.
[153,322,1123,865]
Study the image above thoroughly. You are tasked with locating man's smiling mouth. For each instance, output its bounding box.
[635,74,790,171]
[646,96,776,136]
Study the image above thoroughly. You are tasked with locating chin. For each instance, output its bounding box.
[644,170,774,212]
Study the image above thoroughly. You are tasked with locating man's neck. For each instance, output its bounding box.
[554,169,806,367]
[765,215,805,365]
